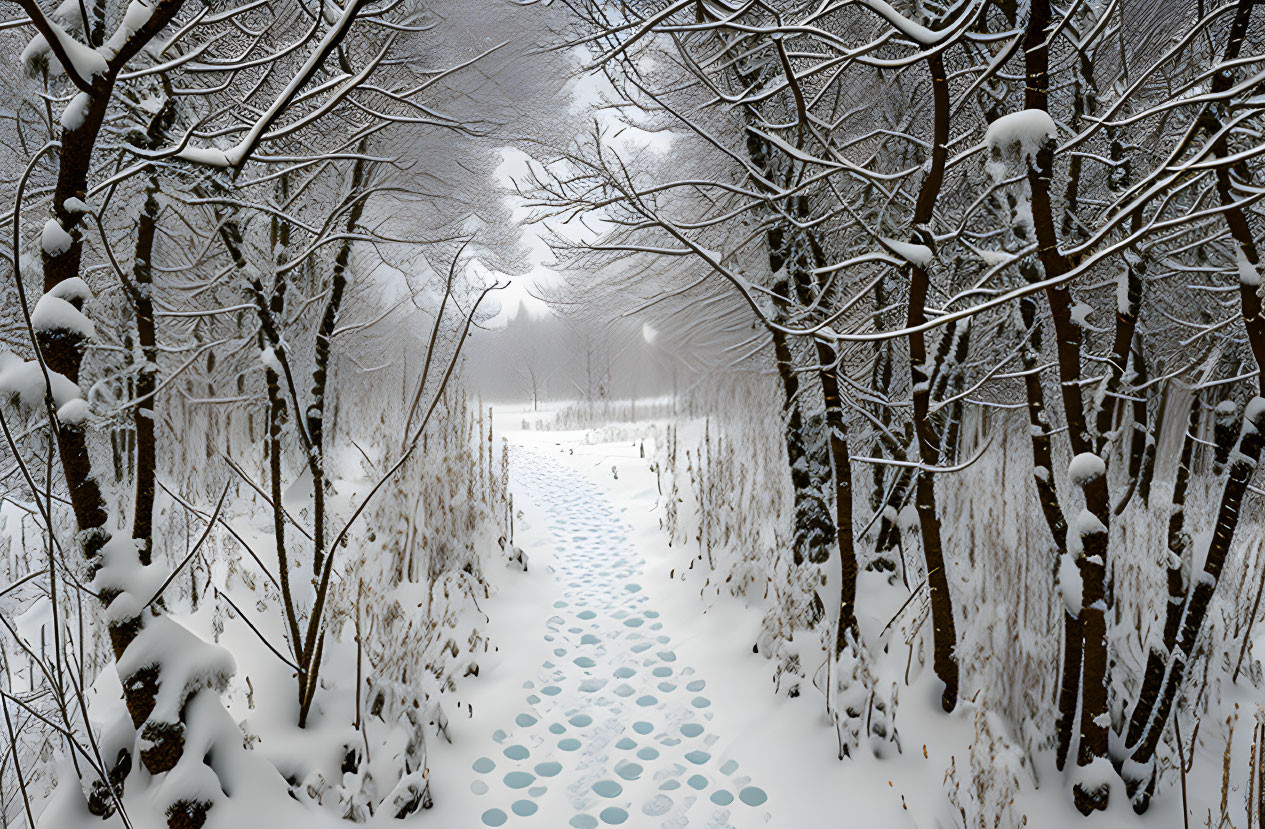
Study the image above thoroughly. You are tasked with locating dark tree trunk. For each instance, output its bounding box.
[1016,292,1080,771]
[1126,1,1265,810]
[126,97,176,569]
[1127,402,1265,808]
[902,52,959,712]
[1023,0,1113,808]
[299,152,370,725]
[1125,395,1200,749]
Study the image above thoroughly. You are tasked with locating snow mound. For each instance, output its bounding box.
[985,109,1057,183]
[1246,396,1265,426]
[1067,452,1105,485]
[0,351,80,409]
[47,276,94,304]
[41,218,73,256]
[56,397,89,425]
[32,293,94,338]
[60,91,90,131]
[115,614,236,727]
[985,109,1057,160]
[260,346,283,374]
[1058,553,1082,617]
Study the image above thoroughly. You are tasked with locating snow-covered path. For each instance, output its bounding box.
[462,446,771,828]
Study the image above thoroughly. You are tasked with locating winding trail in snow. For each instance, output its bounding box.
[465,445,772,828]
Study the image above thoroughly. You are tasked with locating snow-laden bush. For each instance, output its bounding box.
[316,390,508,820]
[652,387,1265,824]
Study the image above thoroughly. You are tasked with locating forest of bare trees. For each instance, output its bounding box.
[4,0,1265,826]
[0,0,561,824]
[520,0,1265,821]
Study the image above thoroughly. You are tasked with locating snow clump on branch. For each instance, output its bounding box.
[984,109,1057,182]
[1068,452,1105,486]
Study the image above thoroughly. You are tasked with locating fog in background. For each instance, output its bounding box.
[464,306,681,407]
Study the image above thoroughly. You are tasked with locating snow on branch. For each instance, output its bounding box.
[858,0,987,47]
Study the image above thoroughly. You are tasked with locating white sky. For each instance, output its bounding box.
[482,48,674,328]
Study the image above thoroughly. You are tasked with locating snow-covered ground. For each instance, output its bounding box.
[423,407,1205,829]
[435,443,773,827]
[427,414,916,827]
[13,400,1233,827]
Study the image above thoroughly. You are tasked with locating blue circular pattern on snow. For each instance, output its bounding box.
[592,779,623,798]
[462,446,773,827]
[740,786,769,806]
[503,772,534,789]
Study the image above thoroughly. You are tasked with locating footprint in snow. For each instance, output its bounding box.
[468,446,770,827]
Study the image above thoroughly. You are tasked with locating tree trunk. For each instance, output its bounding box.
[1125,395,1199,748]
[1023,0,1113,807]
[1126,1,1265,810]
[300,153,370,725]
[902,52,959,712]
[32,17,208,822]
[1127,401,1265,808]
